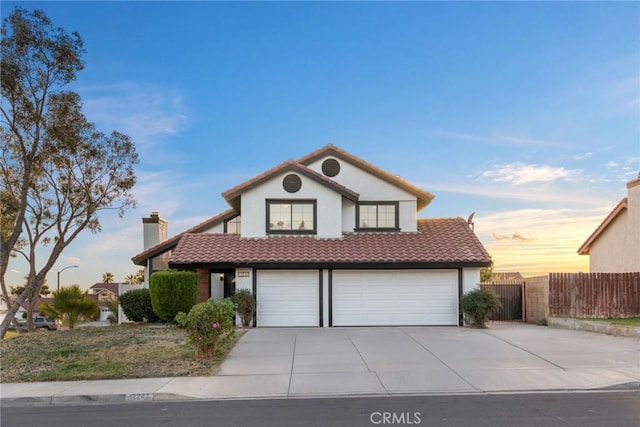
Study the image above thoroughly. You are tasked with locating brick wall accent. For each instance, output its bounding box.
[196,268,211,303]
[525,275,549,323]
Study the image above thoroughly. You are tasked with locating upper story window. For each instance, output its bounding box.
[267,199,316,234]
[356,201,399,230]
[225,216,241,234]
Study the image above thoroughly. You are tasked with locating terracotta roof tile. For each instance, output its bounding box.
[131,209,237,265]
[169,217,491,266]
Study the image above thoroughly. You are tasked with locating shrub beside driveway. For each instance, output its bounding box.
[0,324,244,383]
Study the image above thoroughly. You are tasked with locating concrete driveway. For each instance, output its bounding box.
[207,323,639,398]
[2,323,639,404]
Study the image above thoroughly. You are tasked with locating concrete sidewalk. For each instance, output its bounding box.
[1,324,638,405]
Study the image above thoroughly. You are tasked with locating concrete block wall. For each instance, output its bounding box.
[525,275,549,324]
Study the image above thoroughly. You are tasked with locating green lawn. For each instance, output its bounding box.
[580,317,640,327]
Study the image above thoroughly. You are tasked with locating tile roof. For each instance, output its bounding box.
[578,198,628,255]
[169,217,491,267]
[89,282,120,294]
[132,209,237,266]
[298,144,435,211]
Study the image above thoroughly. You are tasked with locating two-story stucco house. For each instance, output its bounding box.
[578,174,640,272]
[132,145,491,327]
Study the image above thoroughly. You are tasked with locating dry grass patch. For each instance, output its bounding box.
[0,324,244,383]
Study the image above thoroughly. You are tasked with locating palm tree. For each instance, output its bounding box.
[40,285,99,329]
[124,269,144,285]
[101,272,115,283]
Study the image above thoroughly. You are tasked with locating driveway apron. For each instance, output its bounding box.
[213,324,640,397]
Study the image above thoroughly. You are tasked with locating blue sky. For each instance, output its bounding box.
[3,1,639,288]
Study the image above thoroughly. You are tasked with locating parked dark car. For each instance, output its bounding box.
[17,316,58,331]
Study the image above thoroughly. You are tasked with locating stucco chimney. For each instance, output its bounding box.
[142,212,168,250]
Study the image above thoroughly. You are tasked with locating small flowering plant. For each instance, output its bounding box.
[175,299,235,359]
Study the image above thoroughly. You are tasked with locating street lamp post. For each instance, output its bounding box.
[57,265,79,292]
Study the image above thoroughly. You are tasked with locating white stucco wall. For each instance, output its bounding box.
[627,182,640,271]
[240,172,344,238]
[306,156,418,232]
[588,179,640,273]
[462,268,481,295]
[590,211,630,272]
[200,222,224,233]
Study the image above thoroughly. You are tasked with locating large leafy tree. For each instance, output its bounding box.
[0,8,138,338]
[39,284,99,329]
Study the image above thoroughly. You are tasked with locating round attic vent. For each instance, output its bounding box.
[321,158,340,177]
[283,174,302,193]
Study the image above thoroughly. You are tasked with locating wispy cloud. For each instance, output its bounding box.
[606,161,619,169]
[475,208,609,276]
[492,232,532,242]
[573,152,592,160]
[77,82,189,157]
[480,162,579,185]
[435,131,577,149]
[425,182,612,206]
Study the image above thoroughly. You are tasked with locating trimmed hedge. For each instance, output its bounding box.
[149,270,197,322]
[119,288,158,322]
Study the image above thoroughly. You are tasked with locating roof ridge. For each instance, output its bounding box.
[578,197,628,255]
[221,160,359,204]
[298,144,435,211]
[131,209,237,265]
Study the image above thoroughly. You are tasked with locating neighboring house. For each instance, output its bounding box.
[89,282,139,322]
[485,272,524,282]
[89,282,120,302]
[132,144,491,327]
[578,174,640,273]
[0,295,27,323]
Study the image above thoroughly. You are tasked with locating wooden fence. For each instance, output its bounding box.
[549,272,640,318]
[480,282,525,322]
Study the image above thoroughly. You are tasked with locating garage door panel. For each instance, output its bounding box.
[332,270,458,326]
[257,270,319,327]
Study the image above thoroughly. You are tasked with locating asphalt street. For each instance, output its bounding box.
[2,391,639,427]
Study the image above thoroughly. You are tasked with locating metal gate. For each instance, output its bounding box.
[480,282,525,322]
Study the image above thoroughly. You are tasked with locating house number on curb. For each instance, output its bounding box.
[126,393,154,401]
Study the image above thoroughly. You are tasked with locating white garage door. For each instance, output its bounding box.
[332,270,458,326]
[257,270,319,327]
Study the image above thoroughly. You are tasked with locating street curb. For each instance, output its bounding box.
[596,381,640,391]
[2,383,639,407]
[1,393,153,407]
